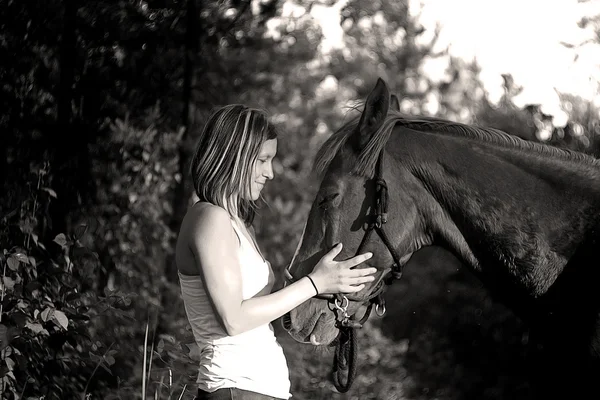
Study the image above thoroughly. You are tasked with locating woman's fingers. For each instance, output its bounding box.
[341,252,373,268]
[338,268,377,289]
[323,242,343,261]
[347,267,378,277]
[340,283,365,293]
[341,274,375,286]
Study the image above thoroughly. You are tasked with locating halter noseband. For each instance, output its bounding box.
[284,149,405,392]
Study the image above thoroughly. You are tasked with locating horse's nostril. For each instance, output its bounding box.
[281,312,292,331]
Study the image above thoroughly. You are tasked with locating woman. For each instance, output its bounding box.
[176,105,376,400]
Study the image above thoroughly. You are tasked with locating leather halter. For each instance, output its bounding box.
[284,149,405,392]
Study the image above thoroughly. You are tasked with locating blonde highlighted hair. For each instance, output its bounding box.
[190,104,278,225]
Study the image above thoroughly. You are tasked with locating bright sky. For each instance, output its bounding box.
[415,0,600,123]
[301,0,600,125]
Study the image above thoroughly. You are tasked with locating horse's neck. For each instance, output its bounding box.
[408,136,600,300]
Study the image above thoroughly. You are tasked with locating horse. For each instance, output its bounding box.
[282,78,600,399]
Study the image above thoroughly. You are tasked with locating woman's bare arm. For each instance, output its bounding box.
[188,204,374,336]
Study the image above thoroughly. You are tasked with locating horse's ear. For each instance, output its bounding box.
[390,94,400,112]
[354,78,390,151]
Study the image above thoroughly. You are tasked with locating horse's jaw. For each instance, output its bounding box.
[285,304,339,346]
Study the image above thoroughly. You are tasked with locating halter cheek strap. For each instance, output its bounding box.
[284,149,405,393]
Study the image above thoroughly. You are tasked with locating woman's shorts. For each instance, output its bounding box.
[195,388,285,400]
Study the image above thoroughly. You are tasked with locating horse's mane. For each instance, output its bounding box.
[314,105,600,178]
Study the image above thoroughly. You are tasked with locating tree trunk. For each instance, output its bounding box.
[47,0,78,242]
[47,0,95,245]
[155,0,201,342]
[165,0,200,282]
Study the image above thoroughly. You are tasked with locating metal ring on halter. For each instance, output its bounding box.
[334,295,349,311]
[375,303,386,317]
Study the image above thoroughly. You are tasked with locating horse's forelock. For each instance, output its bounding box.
[313,110,406,179]
[313,115,358,177]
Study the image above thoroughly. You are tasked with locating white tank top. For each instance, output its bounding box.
[178,218,291,399]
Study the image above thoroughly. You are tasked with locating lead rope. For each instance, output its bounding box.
[332,325,358,392]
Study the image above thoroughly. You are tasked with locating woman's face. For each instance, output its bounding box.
[248,138,277,201]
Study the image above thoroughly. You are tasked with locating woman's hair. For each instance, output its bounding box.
[190,104,278,225]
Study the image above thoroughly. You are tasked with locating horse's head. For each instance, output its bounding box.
[283,78,430,345]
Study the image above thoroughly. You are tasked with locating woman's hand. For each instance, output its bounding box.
[308,243,376,294]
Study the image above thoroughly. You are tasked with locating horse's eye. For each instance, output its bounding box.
[318,193,339,209]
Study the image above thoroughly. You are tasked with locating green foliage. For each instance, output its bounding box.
[84,106,184,396]
[436,57,487,122]
[0,163,117,399]
[1,102,187,399]
[552,93,600,156]
[474,74,600,155]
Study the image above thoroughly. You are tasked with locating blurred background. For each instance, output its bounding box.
[2,0,600,399]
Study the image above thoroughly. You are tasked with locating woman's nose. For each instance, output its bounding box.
[264,164,274,180]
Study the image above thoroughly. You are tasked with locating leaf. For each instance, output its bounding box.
[54,233,67,247]
[15,253,29,263]
[0,324,8,350]
[183,342,201,361]
[40,307,54,322]
[5,357,14,371]
[41,187,57,198]
[19,218,34,234]
[53,310,69,330]
[66,335,77,348]
[160,334,176,344]
[2,277,15,291]
[25,322,47,335]
[7,257,19,271]
[74,224,88,239]
[25,281,42,293]
[54,233,68,248]
[100,362,113,375]
[65,292,81,302]
[89,352,103,364]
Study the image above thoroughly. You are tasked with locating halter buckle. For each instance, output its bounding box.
[375,215,382,229]
[334,295,349,312]
[333,295,352,327]
[375,302,386,317]
[340,319,363,329]
[381,212,388,224]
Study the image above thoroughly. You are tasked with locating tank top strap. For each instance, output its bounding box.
[230,218,266,262]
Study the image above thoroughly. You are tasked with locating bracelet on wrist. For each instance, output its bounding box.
[306,275,319,295]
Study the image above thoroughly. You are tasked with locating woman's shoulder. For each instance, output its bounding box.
[177,203,238,274]
[186,202,231,232]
